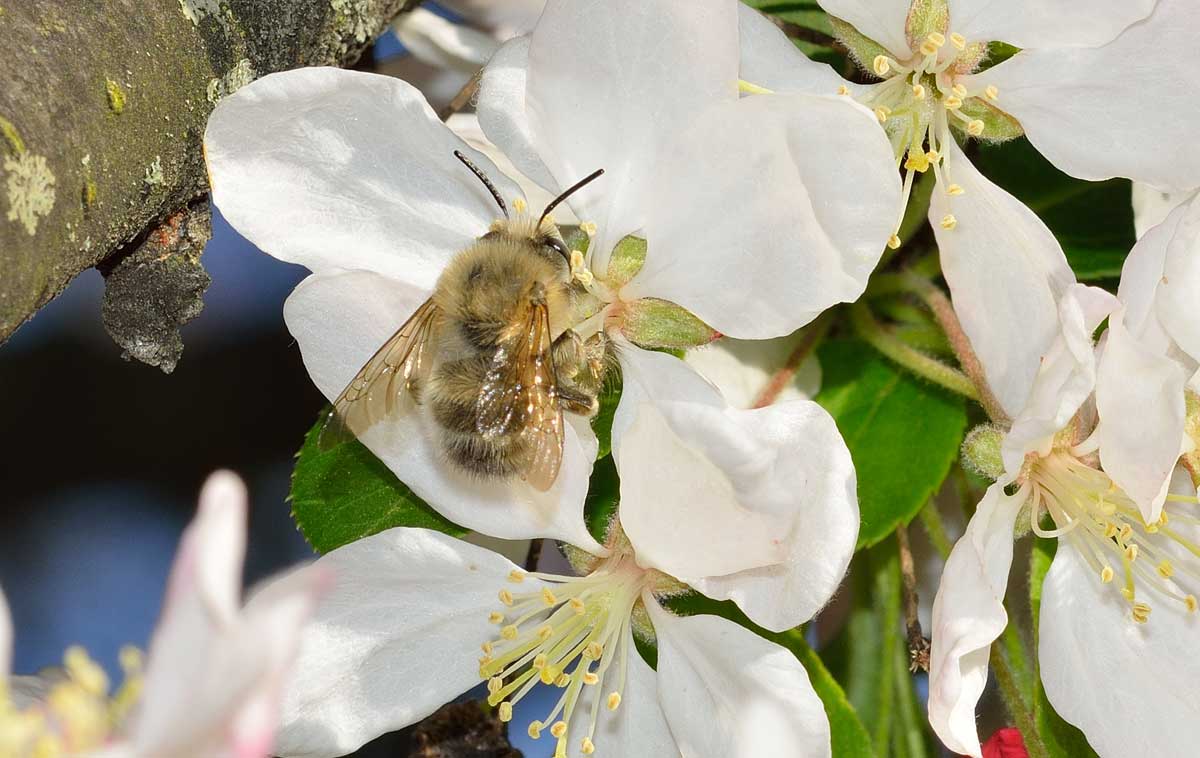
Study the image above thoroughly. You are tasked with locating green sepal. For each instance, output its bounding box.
[956,97,1024,143]
[905,0,947,48]
[618,297,720,351]
[605,235,646,289]
[830,16,894,71]
[961,423,1005,481]
[290,414,467,553]
[1185,390,1200,488]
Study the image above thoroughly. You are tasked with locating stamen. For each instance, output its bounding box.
[513,198,528,214]
[607,692,622,711]
[499,702,514,722]
[499,589,514,606]
[1100,566,1114,583]
[1132,602,1152,624]
[950,32,966,50]
[944,96,963,110]
[581,737,596,754]
[946,184,965,196]
[920,32,946,56]
[580,221,598,237]
[966,120,985,137]
[985,85,999,101]
[940,214,958,230]
[837,84,850,96]
[509,570,526,583]
[951,84,968,98]
[874,106,892,123]
[873,55,891,76]
[912,83,926,99]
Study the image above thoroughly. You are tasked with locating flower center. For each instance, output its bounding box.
[478,552,648,757]
[1029,452,1200,624]
[857,30,999,246]
[0,645,142,757]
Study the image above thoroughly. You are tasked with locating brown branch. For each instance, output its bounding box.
[896,525,930,672]
[751,313,833,408]
[0,0,421,366]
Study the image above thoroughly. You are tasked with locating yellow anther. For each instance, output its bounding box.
[533,653,549,670]
[946,184,965,196]
[581,738,596,755]
[487,677,503,694]
[1125,544,1139,562]
[541,588,558,606]
[985,85,999,101]
[1104,521,1118,538]
[874,106,892,123]
[837,84,850,96]
[944,96,963,110]
[1100,566,1114,584]
[904,149,930,173]
[967,120,985,137]
[583,672,599,685]
[1119,524,1133,541]
[580,221,598,237]
[887,234,901,250]
[1157,560,1174,579]
[555,673,571,687]
[1186,595,1197,613]
[925,149,940,163]
[873,55,891,76]
[489,611,505,625]
[920,32,945,56]
[498,702,513,722]
[118,646,143,674]
[952,83,968,98]
[537,625,555,641]
[940,214,958,230]
[927,32,946,46]
[551,721,568,739]
[501,625,519,640]
[540,667,559,685]
[513,197,528,214]
[912,83,926,99]
[569,597,586,615]
[481,641,494,656]
[1145,523,1160,534]
[585,642,604,660]
[529,721,543,739]
[499,589,514,606]
[64,646,108,696]
[950,32,966,50]
[607,692,622,711]
[1132,602,1151,624]
[1159,511,1170,526]
[508,569,526,583]
[1120,587,1136,602]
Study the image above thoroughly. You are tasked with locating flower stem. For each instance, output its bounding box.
[916,499,953,561]
[850,302,979,400]
[989,638,1051,758]
[896,526,930,672]
[752,313,833,408]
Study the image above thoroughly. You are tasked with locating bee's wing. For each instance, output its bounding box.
[319,298,440,450]
[476,300,564,491]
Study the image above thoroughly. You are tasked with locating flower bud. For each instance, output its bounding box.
[618,298,719,351]
[961,423,1005,481]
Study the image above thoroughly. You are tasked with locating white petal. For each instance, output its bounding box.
[476,37,561,195]
[932,140,1077,419]
[1038,538,1200,758]
[567,628,678,758]
[615,347,858,631]
[1000,283,1116,472]
[684,336,821,411]
[970,0,1200,192]
[392,8,499,73]
[738,5,857,96]
[627,93,901,339]
[524,0,739,270]
[205,68,519,286]
[284,270,603,551]
[950,0,1153,49]
[928,482,1024,758]
[816,0,913,59]
[1095,309,1189,524]
[273,529,524,758]
[647,597,831,758]
[1154,192,1200,362]
[1132,184,1196,239]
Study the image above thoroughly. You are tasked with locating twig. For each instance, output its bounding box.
[751,314,833,408]
[438,70,482,121]
[895,526,930,672]
[849,302,980,400]
[524,538,543,572]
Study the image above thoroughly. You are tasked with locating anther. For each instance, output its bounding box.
[583,672,599,685]
[985,85,999,101]
[1132,602,1151,624]
[1120,524,1134,541]
[540,667,559,685]
[1187,595,1197,613]
[887,234,901,250]
[837,84,850,96]
[946,184,965,196]
[542,588,558,606]
[1121,587,1136,602]
[499,589,514,606]
[488,677,503,694]
[537,625,554,641]
[489,612,505,625]
[551,721,568,739]
[952,84,968,98]
[499,702,513,722]
[1125,544,1139,562]
[1159,511,1170,526]
[585,642,604,660]
[606,692,622,711]
[569,598,586,615]
[581,738,596,755]
[1104,521,1118,538]
[873,55,891,76]
[1157,560,1174,579]
[944,96,963,110]
[967,120,985,137]
[920,32,945,56]
[925,149,940,163]
[940,214,958,230]
[950,32,966,50]
[904,150,930,173]
[555,673,570,687]
[501,625,519,640]
[912,83,926,99]
[508,570,526,583]
[529,721,543,739]
[481,641,494,655]
[580,221,598,237]
[513,198,528,214]
[874,106,891,123]
[1100,566,1114,584]
[533,654,549,670]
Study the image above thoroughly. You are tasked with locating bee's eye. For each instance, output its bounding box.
[544,237,570,262]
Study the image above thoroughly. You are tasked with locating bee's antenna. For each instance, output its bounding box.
[539,168,604,227]
[454,150,508,218]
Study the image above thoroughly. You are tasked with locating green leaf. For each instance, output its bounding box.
[1029,538,1100,758]
[815,340,968,548]
[591,377,622,460]
[973,138,1135,282]
[583,454,620,544]
[291,416,466,553]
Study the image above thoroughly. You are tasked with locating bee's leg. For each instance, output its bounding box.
[551,329,586,382]
[557,385,599,418]
[580,332,614,389]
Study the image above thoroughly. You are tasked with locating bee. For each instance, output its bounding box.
[319,151,612,491]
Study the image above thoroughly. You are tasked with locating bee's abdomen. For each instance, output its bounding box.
[440,430,528,479]
[428,355,530,479]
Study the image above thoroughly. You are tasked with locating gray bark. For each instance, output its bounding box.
[0,0,416,367]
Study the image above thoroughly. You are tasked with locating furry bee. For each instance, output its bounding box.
[319,151,611,491]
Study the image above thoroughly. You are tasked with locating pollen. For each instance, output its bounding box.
[904,149,930,173]
[513,197,528,214]
[501,625,519,640]
[944,96,963,110]
[499,702,514,722]
[1187,595,1197,613]
[551,721,568,739]
[489,611,505,625]
[920,32,945,56]
[537,624,555,640]
[481,641,494,655]
[950,32,966,50]
[940,214,958,230]
[874,106,892,123]
[542,588,558,606]
[583,672,599,685]
[585,642,604,660]
[569,597,586,614]
[1125,544,1139,562]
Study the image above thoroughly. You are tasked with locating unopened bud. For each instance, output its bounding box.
[961,423,1005,481]
[618,298,719,351]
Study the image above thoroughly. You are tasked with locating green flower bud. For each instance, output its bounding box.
[618,297,719,351]
[961,423,1006,481]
